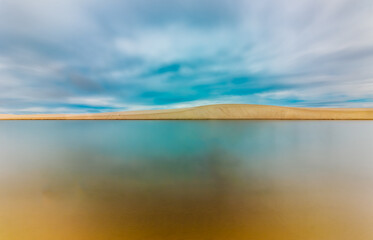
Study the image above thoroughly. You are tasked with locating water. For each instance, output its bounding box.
[1,121,373,240]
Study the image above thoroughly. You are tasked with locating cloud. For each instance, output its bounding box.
[0,0,373,113]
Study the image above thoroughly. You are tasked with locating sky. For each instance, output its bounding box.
[1,0,373,114]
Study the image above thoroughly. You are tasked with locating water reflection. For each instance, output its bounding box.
[1,121,373,239]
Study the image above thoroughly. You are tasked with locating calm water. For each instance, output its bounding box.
[1,121,373,240]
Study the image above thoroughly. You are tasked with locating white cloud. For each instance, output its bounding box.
[66,96,120,107]
[1,0,373,112]
[115,25,238,63]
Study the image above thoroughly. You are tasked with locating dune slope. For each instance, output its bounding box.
[1,104,373,120]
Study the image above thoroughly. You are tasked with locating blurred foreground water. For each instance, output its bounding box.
[1,121,373,240]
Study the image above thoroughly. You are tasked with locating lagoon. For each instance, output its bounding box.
[1,121,373,240]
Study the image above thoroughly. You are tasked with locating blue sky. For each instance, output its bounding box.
[1,0,373,114]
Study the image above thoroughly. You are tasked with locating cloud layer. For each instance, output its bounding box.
[1,0,373,113]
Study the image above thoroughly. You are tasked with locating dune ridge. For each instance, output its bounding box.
[1,104,373,120]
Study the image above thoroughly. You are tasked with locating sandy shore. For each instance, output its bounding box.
[2,104,373,120]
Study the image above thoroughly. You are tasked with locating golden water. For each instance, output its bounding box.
[1,121,373,239]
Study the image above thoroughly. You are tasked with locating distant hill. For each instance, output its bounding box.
[2,104,373,120]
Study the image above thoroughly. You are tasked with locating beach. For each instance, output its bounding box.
[2,104,373,120]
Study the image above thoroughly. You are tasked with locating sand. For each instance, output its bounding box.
[1,104,373,120]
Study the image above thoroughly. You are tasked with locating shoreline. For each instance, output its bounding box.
[2,104,373,120]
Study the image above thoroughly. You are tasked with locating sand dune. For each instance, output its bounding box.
[1,104,373,120]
